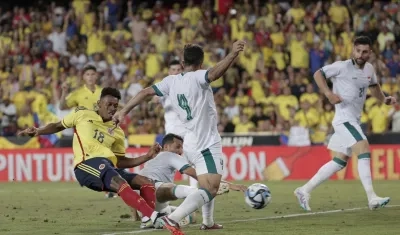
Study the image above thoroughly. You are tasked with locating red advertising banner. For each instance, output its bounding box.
[0,145,399,182]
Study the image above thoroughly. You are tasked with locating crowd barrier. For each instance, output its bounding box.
[1,145,399,182]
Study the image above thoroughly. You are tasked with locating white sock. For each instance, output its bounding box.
[168,188,212,222]
[168,206,177,213]
[173,185,198,199]
[357,153,377,201]
[302,157,347,193]
[201,199,215,227]
[189,177,198,187]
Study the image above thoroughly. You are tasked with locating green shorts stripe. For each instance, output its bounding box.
[201,148,217,174]
[343,122,363,141]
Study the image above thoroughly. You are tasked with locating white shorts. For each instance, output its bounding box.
[327,121,367,156]
[188,142,224,176]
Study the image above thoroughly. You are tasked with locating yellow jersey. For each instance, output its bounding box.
[65,85,102,110]
[61,108,126,167]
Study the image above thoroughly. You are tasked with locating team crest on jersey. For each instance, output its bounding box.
[99,164,105,170]
[108,128,114,135]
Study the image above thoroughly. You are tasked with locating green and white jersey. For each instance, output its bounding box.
[152,70,221,152]
[321,59,378,125]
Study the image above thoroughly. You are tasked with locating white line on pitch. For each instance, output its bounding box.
[101,205,400,235]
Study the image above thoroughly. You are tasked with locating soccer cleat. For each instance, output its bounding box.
[217,182,230,195]
[160,216,185,235]
[294,187,311,211]
[140,219,154,229]
[152,212,167,229]
[200,223,223,230]
[368,197,390,210]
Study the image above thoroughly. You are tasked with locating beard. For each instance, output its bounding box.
[355,58,367,66]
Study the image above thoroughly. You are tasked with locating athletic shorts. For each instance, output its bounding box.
[188,142,224,176]
[74,157,138,192]
[327,121,367,156]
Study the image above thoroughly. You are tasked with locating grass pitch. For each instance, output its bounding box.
[1,181,399,235]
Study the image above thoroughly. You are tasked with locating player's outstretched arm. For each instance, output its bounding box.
[116,143,161,168]
[207,40,245,83]
[18,122,65,137]
[113,87,156,124]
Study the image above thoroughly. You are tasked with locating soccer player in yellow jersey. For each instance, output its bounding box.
[18,88,174,232]
[59,65,102,111]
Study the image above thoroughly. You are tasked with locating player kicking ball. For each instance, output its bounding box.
[294,36,396,211]
[138,133,247,229]
[18,87,172,231]
[113,40,246,235]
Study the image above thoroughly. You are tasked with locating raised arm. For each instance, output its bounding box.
[113,76,171,124]
[59,82,74,110]
[207,40,245,82]
[119,87,156,117]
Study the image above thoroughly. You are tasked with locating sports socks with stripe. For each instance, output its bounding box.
[357,153,377,201]
[302,157,347,193]
[173,185,198,199]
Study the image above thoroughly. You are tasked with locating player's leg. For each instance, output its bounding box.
[347,123,390,209]
[120,171,157,210]
[74,158,163,225]
[165,145,223,230]
[295,133,350,211]
[117,169,158,228]
[156,183,198,203]
[189,177,198,188]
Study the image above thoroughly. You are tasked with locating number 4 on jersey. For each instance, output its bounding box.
[177,94,193,120]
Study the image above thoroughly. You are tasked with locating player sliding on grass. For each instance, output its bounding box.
[113,40,246,235]
[294,36,397,211]
[18,87,170,231]
[138,133,247,229]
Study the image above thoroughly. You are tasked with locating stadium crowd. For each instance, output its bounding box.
[0,0,400,145]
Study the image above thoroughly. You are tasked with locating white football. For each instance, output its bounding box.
[245,183,272,209]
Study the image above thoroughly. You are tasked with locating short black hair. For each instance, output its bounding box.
[169,60,181,67]
[354,36,372,47]
[162,133,183,147]
[82,64,97,74]
[183,44,204,67]
[100,87,121,100]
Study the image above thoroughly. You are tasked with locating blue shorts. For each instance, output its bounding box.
[74,158,137,192]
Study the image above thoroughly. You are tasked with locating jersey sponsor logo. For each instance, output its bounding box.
[99,164,105,170]
[221,136,254,147]
[88,120,93,123]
